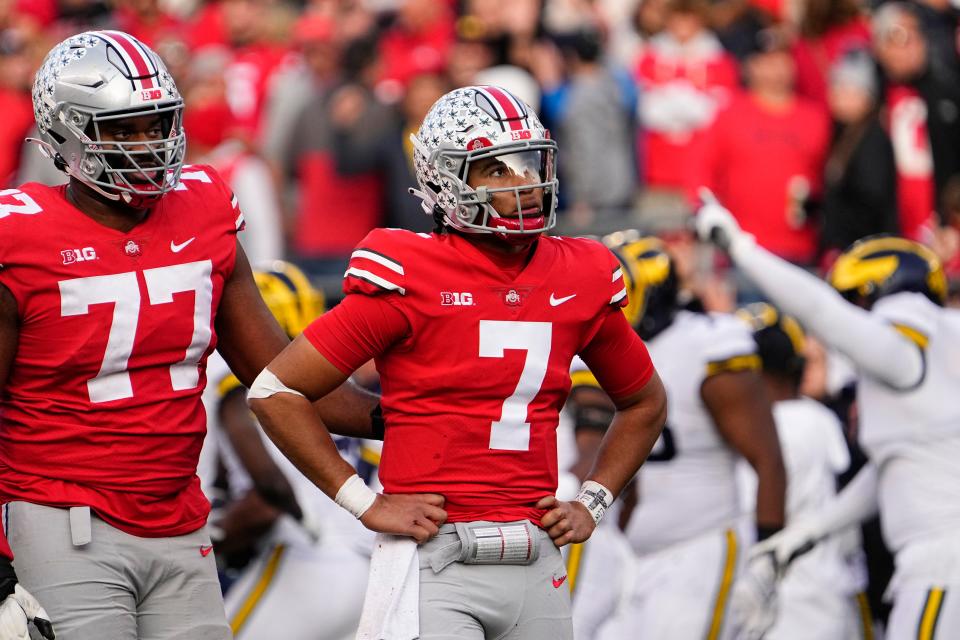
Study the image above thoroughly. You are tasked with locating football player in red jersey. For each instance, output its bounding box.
[248,86,668,639]
[0,31,384,640]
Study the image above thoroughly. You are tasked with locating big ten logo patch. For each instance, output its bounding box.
[440,291,474,306]
[61,247,98,264]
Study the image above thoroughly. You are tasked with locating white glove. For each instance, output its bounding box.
[751,519,822,574]
[730,551,778,640]
[0,585,55,640]
[694,188,753,253]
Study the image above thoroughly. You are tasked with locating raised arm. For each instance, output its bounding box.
[696,192,925,389]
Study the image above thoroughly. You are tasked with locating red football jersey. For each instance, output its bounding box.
[309,230,653,524]
[0,164,243,538]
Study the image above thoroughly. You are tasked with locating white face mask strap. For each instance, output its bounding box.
[247,368,306,400]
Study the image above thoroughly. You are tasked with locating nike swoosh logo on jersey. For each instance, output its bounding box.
[549,293,576,306]
[552,575,567,589]
[200,545,213,557]
[170,237,195,253]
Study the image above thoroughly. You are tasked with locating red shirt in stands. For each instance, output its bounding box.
[0,165,242,541]
[885,84,936,241]
[706,92,830,263]
[635,34,739,198]
[305,229,654,525]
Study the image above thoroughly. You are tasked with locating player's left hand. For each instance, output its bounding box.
[730,550,778,640]
[536,495,596,547]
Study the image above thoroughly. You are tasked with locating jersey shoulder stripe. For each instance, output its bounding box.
[343,228,419,297]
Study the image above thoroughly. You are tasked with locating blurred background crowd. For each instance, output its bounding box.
[3,0,960,309]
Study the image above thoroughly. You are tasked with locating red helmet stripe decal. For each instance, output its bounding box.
[480,86,523,131]
[98,31,156,89]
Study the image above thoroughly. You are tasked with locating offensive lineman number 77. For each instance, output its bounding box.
[59,260,214,403]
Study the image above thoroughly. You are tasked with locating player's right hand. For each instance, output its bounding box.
[0,584,55,640]
[360,493,447,544]
[751,519,821,576]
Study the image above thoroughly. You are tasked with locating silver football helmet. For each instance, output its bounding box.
[410,85,558,236]
[31,30,186,206]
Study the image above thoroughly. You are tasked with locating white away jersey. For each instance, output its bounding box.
[859,293,960,551]
[624,310,758,554]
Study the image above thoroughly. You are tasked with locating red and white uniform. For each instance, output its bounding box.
[885,85,936,242]
[0,164,243,543]
[306,229,655,525]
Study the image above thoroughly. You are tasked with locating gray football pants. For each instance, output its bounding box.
[417,523,573,640]
[5,501,231,640]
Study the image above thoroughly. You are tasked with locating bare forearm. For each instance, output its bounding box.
[250,393,357,499]
[587,380,667,497]
[754,457,787,529]
[313,379,381,439]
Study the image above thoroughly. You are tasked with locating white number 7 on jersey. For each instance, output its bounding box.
[479,320,552,451]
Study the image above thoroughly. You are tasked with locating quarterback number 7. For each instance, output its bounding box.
[59,260,214,403]
[479,320,552,452]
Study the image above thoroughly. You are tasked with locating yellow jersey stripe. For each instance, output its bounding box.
[360,445,381,466]
[918,588,946,640]
[705,354,762,378]
[230,544,287,636]
[217,373,242,398]
[566,542,585,595]
[570,369,601,390]
[856,592,875,640]
[706,529,738,640]
[893,324,930,350]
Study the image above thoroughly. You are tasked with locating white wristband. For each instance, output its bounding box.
[335,474,377,519]
[576,480,614,526]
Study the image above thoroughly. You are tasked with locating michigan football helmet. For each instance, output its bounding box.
[254,261,326,339]
[736,303,806,381]
[604,231,679,340]
[31,31,186,206]
[828,236,947,307]
[410,85,558,236]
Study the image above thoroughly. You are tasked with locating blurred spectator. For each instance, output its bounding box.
[183,47,284,264]
[0,27,37,186]
[792,0,871,106]
[705,28,830,265]
[635,0,739,200]
[113,0,182,47]
[538,29,638,231]
[380,71,449,232]
[377,0,454,93]
[908,0,960,73]
[821,49,898,257]
[446,33,497,88]
[872,2,960,241]
[285,35,392,274]
[190,0,293,140]
[260,13,340,167]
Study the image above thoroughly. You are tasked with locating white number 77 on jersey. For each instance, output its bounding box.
[59,261,214,403]
[479,320,552,451]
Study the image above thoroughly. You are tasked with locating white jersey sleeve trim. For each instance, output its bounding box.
[351,249,405,275]
[610,287,627,304]
[344,267,406,295]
